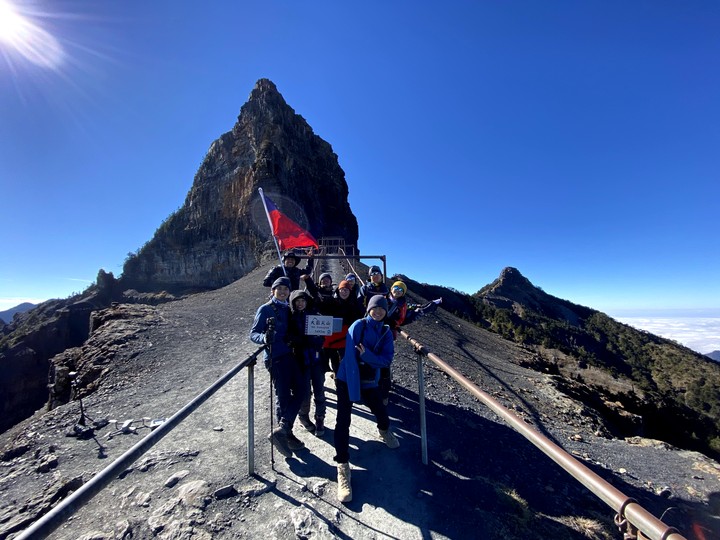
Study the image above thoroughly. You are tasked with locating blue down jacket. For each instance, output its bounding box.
[337,315,393,401]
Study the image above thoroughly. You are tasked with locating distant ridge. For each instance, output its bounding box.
[403,267,720,459]
[0,302,36,324]
[476,266,593,326]
[707,350,720,362]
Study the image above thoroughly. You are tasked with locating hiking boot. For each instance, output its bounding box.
[286,431,305,451]
[268,426,292,457]
[379,428,400,449]
[337,463,352,503]
[314,416,325,437]
[298,414,316,433]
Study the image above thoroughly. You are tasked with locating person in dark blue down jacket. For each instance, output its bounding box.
[250,277,306,457]
[262,248,315,291]
[333,295,399,503]
[358,265,389,308]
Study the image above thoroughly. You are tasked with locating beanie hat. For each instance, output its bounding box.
[345,273,356,281]
[368,265,382,276]
[319,272,333,284]
[391,281,407,295]
[338,280,351,290]
[271,277,291,290]
[367,295,388,314]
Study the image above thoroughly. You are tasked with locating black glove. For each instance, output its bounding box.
[264,328,275,344]
[264,317,276,344]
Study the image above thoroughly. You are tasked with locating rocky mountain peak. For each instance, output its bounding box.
[493,266,534,292]
[120,78,358,293]
[243,78,291,120]
[480,266,543,307]
[477,267,591,326]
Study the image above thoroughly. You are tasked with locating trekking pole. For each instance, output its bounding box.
[266,317,276,470]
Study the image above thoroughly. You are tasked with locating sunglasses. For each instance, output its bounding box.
[392,286,404,293]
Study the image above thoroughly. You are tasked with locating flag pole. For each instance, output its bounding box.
[259,188,287,277]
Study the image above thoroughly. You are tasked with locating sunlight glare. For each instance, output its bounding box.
[0,0,64,69]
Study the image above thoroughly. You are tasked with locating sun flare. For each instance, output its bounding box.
[0,0,64,69]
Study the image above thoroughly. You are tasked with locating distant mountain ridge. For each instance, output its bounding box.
[708,350,720,362]
[0,302,36,324]
[402,267,720,459]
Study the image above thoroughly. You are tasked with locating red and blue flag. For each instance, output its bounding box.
[261,191,319,250]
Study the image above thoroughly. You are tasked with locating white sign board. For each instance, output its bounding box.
[305,315,335,336]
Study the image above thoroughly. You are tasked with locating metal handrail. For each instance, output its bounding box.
[400,329,687,540]
[16,347,265,540]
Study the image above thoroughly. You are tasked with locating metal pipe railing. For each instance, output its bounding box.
[16,347,265,540]
[400,330,686,540]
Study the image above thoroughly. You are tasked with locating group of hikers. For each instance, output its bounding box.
[250,248,440,503]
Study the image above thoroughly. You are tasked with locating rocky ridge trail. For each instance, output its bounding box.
[1,263,719,539]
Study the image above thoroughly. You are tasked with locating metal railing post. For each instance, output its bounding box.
[399,330,686,540]
[417,351,428,465]
[16,348,264,540]
[247,362,255,475]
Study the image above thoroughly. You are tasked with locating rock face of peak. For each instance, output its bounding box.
[121,78,358,292]
[477,267,592,326]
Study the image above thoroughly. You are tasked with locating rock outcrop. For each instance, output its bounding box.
[120,78,358,292]
[477,266,593,325]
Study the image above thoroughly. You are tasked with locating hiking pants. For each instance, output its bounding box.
[268,353,305,431]
[299,361,327,420]
[333,379,390,464]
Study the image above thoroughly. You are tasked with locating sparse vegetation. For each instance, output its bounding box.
[401,273,720,460]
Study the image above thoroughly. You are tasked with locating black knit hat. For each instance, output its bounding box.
[271,277,291,290]
[367,295,388,313]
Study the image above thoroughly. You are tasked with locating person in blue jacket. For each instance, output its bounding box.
[250,277,306,457]
[333,295,400,503]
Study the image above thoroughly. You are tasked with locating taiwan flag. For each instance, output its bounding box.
[260,191,319,250]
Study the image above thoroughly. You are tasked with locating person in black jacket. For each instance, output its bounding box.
[288,289,327,437]
[262,248,315,291]
[316,272,335,302]
[304,276,365,374]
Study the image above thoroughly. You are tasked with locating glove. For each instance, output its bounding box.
[264,329,275,344]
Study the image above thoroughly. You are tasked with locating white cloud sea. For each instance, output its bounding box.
[614,317,720,356]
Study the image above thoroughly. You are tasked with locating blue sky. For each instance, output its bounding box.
[1,1,719,327]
